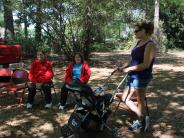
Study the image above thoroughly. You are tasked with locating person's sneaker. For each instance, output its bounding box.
[128,120,142,132]
[26,103,32,109]
[45,103,52,109]
[59,105,65,111]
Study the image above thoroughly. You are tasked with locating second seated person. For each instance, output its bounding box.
[26,51,54,109]
[59,53,91,110]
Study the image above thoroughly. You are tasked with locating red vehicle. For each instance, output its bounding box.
[0,44,22,66]
[0,43,22,85]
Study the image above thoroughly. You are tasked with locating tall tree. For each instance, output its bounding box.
[3,0,14,40]
[154,0,160,47]
[22,0,28,39]
[35,0,42,42]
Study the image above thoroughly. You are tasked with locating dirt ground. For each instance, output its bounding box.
[0,51,184,138]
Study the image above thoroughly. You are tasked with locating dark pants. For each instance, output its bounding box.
[60,83,69,106]
[60,82,93,106]
[27,83,52,104]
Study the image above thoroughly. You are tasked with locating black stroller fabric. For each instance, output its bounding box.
[66,80,113,110]
[61,80,113,136]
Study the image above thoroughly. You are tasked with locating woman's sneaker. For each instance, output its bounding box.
[45,103,52,109]
[128,120,142,131]
[26,103,32,109]
[59,105,65,111]
[129,116,150,132]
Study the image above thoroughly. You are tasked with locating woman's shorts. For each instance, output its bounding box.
[126,76,151,89]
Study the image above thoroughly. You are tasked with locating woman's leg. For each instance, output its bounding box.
[136,88,146,117]
[27,83,36,104]
[60,84,69,106]
[122,76,150,131]
[122,87,141,116]
[122,87,146,118]
[42,83,52,104]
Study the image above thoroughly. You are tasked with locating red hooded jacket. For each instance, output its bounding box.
[64,61,91,84]
[29,59,54,84]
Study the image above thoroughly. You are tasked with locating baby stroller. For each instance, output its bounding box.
[60,70,126,138]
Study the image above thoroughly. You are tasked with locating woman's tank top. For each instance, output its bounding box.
[128,40,155,79]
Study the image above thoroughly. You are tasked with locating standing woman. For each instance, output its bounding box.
[117,21,156,132]
[59,53,91,110]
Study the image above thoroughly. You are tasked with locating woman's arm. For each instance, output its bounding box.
[43,62,54,82]
[28,61,37,83]
[80,63,91,83]
[64,64,73,84]
[117,62,130,71]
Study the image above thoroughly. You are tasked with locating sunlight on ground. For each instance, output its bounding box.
[90,68,114,81]
[169,102,184,110]
[37,122,54,133]
[169,51,184,58]
[154,64,184,71]
[6,118,29,127]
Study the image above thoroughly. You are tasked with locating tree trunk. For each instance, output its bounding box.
[80,1,93,60]
[154,0,160,47]
[145,0,148,19]
[3,0,14,40]
[22,0,28,39]
[24,17,28,39]
[35,0,42,42]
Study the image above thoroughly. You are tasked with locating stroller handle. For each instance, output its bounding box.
[101,69,119,88]
[102,69,127,89]
[117,74,128,90]
[112,73,128,96]
[111,69,118,75]
[108,73,128,106]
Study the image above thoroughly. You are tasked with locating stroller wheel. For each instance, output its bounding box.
[60,124,73,138]
[113,127,121,138]
[68,112,82,132]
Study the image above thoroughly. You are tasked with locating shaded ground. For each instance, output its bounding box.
[0,51,184,138]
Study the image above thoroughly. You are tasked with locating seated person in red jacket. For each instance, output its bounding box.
[26,51,54,109]
[59,53,91,110]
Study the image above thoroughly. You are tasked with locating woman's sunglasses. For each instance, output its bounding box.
[134,28,142,33]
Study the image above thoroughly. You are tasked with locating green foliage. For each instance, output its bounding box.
[7,1,151,54]
[35,42,50,56]
[155,21,168,52]
[92,42,117,52]
[0,12,4,27]
[160,1,184,49]
[119,36,134,50]
[13,37,37,57]
[92,36,134,52]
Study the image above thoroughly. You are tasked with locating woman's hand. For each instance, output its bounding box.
[123,67,130,73]
[116,63,129,72]
[116,67,131,73]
